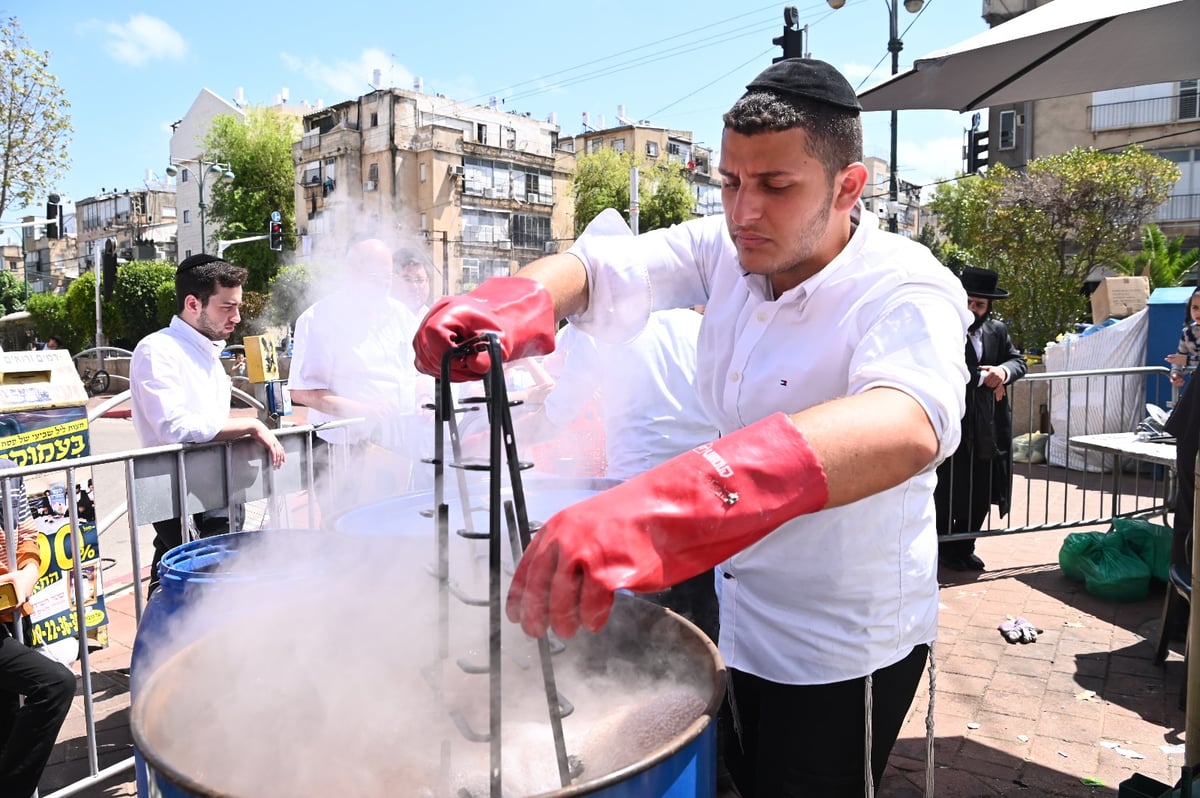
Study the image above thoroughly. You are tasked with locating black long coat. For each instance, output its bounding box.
[943,318,1028,519]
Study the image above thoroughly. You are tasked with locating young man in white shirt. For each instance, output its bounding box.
[414,59,971,796]
[131,254,285,598]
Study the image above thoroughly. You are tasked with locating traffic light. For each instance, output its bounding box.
[269,220,283,251]
[966,129,989,174]
[45,193,61,239]
[772,6,806,63]
[101,250,118,301]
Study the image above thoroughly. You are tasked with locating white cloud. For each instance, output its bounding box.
[280,48,411,99]
[78,15,186,67]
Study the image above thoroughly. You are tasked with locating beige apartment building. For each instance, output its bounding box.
[294,84,574,297]
[980,0,1200,251]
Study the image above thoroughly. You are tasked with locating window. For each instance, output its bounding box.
[368,163,379,182]
[180,168,190,183]
[303,162,321,184]
[612,138,625,152]
[419,163,427,182]
[370,112,379,127]
[588,139,602,154]
[420,213,428,232]
[1180,80,1199,120]
[997,110,1017,150]
[646,141,659,157]
[476,123,488,145]
[510,214,551,250]
[460,258,512,291]
[182,209,190,224]
[184,249,192,260]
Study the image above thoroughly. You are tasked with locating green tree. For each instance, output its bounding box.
[928,146,1179,351]
[571,148,697,235]
[1113,223,1200,289]
[0,269,24,314]
[110,260,175,346]
[24,291,74,349]
[0,17,71,220]
[204,108,301,291]
[62,272,98,351]
[640,167,696,232]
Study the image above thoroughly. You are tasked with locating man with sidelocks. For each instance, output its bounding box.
[131,254,285,599]
[414,59,970,796]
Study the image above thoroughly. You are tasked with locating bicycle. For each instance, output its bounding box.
[79,364,110,397]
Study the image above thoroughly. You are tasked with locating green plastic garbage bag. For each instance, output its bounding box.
[1059,531,1106,582]
[1078,536,1152,602]
[1111,518,1173,583]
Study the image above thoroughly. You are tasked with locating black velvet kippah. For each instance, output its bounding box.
[177,253,225,272]
[745,58,862,114]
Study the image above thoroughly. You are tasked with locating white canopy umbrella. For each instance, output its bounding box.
[858,0,1200,112]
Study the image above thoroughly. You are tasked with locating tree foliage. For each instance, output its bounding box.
[204,108,301,291]
[571,148,696,235]
[24,291,73,349]
[927,146,1179,352]
[0,17,71,220]
[0,269,24,315]
[266,262,314,329]
[110,260,175,346]
[1113,223,1199,289]
[63,272,98,351]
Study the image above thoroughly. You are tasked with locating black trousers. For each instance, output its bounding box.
[0,624,76,798]
[721,643,929,797]
[147,506,245,599]
[934,453,995,559]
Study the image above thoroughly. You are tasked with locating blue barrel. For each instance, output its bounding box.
[131,529,324,797]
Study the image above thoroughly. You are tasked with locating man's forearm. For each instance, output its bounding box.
[789,387,940,509]
[514,252,590,320]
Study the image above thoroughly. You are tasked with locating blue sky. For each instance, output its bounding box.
[7,0,989,241]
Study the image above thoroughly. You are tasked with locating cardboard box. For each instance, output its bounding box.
[1091,276,1150,323]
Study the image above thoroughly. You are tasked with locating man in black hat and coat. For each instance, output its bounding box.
[936,266,1027,571]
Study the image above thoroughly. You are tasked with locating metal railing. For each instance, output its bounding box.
[14,363,1194,795]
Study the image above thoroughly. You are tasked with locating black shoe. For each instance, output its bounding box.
[941,553,986,572]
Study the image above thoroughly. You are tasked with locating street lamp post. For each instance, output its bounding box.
[165,159,235,255]
[827,0,924,235]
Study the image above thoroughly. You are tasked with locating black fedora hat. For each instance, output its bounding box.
[959,267,1009,300]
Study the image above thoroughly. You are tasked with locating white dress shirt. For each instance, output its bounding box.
[288,291,419,445]
[567,206,972,685]
[130,316,232,447]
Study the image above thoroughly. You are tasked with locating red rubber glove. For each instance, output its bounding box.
[506,413,829,638]
[413,276,557,382]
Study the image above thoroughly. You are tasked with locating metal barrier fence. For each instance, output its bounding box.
[940,365,1177,540]
[1,395,364,798]
[5,364,1186,796]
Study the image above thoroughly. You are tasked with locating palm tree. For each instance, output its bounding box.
[1115,224,1200,288]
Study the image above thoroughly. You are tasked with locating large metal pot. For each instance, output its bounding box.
[131,483,726,797]
[131,593,725,797]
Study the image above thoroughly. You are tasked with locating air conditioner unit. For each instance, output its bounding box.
[497,240,511,250]
[484,187,498,199]
[1016,114,1025,126]
[544,241,558,254]
[447,165,465,177]
[363,180,377,192]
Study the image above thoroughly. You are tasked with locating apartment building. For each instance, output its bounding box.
[19,214,79,295]
[294,82,573,296]
[74,186,178,279]
[861,155,923,239]
[980,0,1200,250]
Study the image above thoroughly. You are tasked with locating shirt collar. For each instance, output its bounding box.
[168,315,225,359]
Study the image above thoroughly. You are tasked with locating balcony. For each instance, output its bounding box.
[1090,92,1198,131]
[1155,193,1200,223]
